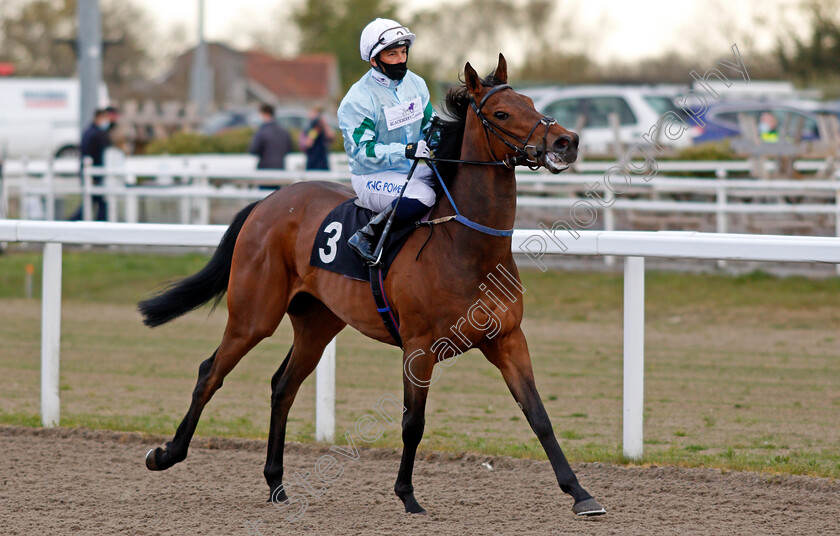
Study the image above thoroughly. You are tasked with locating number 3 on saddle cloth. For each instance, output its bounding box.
[309,198,421,347]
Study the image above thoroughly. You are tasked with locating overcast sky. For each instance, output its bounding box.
[134,0,789,62]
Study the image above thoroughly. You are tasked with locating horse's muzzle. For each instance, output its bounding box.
[543,133,578,173]
[553,133,578,163]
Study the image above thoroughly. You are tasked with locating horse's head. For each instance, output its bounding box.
[463,54,578,173]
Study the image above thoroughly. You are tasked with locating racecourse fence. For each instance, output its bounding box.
[2,155,840,243]
[2,219,839,460]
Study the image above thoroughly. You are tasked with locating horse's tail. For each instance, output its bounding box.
[138,201,260,327]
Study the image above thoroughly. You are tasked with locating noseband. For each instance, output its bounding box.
[418,85,570,238]
[469,84,558,170]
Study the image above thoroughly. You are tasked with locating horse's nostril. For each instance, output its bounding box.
[554,135,573,152]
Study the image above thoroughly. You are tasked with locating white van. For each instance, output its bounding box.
[0,78,108,159]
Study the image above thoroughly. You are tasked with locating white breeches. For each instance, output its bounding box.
[351,166,436,212]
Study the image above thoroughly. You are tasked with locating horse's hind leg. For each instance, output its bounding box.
[481,328,605,516]
[264,294,346,502]
[146,266,289,471]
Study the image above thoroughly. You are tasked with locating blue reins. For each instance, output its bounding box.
[425,158,514,237]
[417,83,560,238]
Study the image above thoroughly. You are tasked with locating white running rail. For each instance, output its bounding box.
[2,219,839,457]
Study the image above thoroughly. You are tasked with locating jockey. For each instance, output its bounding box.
[339,18,437,263]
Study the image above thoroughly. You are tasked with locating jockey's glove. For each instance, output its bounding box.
[405,140,432,160]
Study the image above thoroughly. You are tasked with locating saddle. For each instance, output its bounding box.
[309,198,417,282]
[309,198,420,347]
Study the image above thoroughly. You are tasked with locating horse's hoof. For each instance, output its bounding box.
[268,486,288,503]
[145,447,162,471]
[396,491,427,515]
[573,497,606,516]
[404,504,428,515]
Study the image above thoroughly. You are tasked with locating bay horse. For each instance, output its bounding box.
[139,54,605,517]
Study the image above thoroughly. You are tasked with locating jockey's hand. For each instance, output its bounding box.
[405,140,432,160]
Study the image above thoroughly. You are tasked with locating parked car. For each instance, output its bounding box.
[200,107,337,135]
[810,103,840,119]
[519,85,697,155]
[689,100,840,144]
[794,100,840,133]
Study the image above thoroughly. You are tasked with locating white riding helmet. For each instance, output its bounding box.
[359,18,416,62]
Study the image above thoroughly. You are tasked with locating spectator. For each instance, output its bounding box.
[758,112,779,143]
[249,103,292,170]
[69,109,112,221]
[301,106,335,170]
[104,105,129,153]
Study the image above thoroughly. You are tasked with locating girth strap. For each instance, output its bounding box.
[369,265,403,348]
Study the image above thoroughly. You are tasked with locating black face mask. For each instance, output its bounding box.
[376,60,407,81]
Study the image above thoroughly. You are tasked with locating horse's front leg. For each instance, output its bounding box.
[481,327,606,516]
[394,345,436,514]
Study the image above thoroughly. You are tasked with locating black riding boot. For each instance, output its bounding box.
[348,205,394,264]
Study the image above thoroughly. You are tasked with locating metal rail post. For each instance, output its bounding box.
[41,243,63,427]
[623,256,645,460]
[604,187,615,267]
[45,158,55,221]
[315,338,336,442]
[82,160,93,221]
[835,184,840,276]
[716,168,728,269]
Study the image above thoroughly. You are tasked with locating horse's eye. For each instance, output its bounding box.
[493,111,509,120]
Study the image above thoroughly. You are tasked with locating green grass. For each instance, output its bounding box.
[1,248,839,480]
[0,249,212,302]
[520,268,840,322]
[3,248,840,311]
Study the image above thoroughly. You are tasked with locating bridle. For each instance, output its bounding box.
[469,84,564,170]
[427,84,570,171]
[418,85,571,238]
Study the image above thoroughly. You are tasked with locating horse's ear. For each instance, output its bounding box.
[494,53,508,84]
[464,62,482,95]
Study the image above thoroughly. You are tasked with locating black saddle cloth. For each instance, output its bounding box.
[309,198,417,281]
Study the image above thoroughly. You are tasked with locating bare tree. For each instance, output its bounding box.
[0,0,77,77]
[294,0,399,91]
[776,0,840,83]
[0,0,154,89]
[409,0,593,83]
[234,3,300,57]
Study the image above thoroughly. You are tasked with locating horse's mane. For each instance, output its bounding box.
[434,69,506,185]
